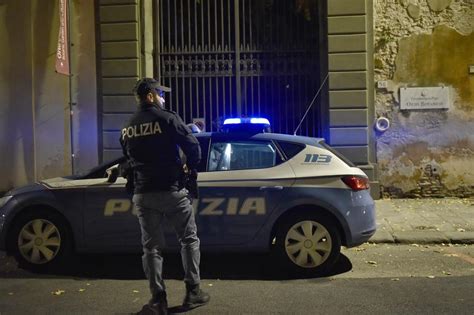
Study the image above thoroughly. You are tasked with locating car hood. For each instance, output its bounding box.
[40,176,121,189]
[5,175,99,197]
[40,177,71,185]
[7,182,47,196]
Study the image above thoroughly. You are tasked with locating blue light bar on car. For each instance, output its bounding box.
[223,118,242,125]
[223,117,270,126]
[250,118,270,125]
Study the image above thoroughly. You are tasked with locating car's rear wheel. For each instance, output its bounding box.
[274,213,341,276]
[8,209,73,272]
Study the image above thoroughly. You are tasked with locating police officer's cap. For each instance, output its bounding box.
[133,78,171,96]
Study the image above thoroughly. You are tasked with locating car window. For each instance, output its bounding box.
[208,140,278,171]
[277,141,305,160]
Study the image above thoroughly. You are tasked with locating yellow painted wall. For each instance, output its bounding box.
[0,0,70,191]
[0,0,97,192]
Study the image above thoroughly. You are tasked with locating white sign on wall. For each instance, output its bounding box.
[400,87,450,110]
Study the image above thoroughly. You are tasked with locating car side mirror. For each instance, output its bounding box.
[106,165,119,183]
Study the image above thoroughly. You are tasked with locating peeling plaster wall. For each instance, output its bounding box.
[374,0,474,197]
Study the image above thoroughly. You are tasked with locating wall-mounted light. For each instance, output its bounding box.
[375,117,390,132]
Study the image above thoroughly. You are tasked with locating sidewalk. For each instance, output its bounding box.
[369,198,474,244]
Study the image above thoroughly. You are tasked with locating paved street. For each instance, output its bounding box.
[0,244,473,314]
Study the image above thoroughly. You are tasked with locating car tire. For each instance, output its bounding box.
[7,209,73,272]
[274,212,341,276]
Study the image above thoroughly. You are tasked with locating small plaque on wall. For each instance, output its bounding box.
[400,87,450,110]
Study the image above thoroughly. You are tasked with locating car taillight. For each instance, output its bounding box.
[341,176,370,191]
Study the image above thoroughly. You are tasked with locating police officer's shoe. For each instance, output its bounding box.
[182,283,210,310]
[138,303,167,315]
[139,292,168,315]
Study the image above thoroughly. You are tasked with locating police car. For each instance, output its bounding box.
[0,118,376,275]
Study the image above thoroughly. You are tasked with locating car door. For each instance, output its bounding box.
[195,134,296,246]
[82,161,141,252]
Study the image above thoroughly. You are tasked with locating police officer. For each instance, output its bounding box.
[120,78,210,314]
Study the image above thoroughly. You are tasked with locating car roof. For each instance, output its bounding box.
[78,132,325,179]
[195,132,324,146]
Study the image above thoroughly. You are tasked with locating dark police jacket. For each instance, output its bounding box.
[119,102,201,194]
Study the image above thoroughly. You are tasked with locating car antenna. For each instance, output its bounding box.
[293,73,329,136]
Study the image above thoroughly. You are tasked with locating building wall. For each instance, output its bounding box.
[70,0,99,176]
[98,0,381,196]
[98,0,143,162]
[0,0,70,192]
[8,0,471,200]
[327,0,378,197]
[373,0,474,198]
[0,0,97,192]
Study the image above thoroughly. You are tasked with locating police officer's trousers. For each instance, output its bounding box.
[133,188,201,296]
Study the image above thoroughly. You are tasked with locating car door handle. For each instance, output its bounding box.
[259,186,283,191]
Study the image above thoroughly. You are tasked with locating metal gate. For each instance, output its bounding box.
[155,0,326,136]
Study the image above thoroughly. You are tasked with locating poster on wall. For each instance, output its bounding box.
[400,87,450,110]
[55,0,70,75]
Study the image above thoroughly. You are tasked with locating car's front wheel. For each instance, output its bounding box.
[8,209,73,272]
[274,212,341,276]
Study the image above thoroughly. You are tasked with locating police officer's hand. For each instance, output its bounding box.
[120,161,135,195]
[186,168,199,200]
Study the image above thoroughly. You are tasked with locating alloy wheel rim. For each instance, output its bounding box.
[18,219,61,264]
[284,220,332,268]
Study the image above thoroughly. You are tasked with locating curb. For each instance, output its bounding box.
[368,230,474,245]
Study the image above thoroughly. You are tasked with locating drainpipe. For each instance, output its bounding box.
[67,0,75,175]
[31,3,37,181]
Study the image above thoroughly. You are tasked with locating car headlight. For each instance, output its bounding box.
[0,195,12,208]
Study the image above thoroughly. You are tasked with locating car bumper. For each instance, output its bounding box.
[342,190,376,247]
[0,211,8,251]
[0,196,16,251]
